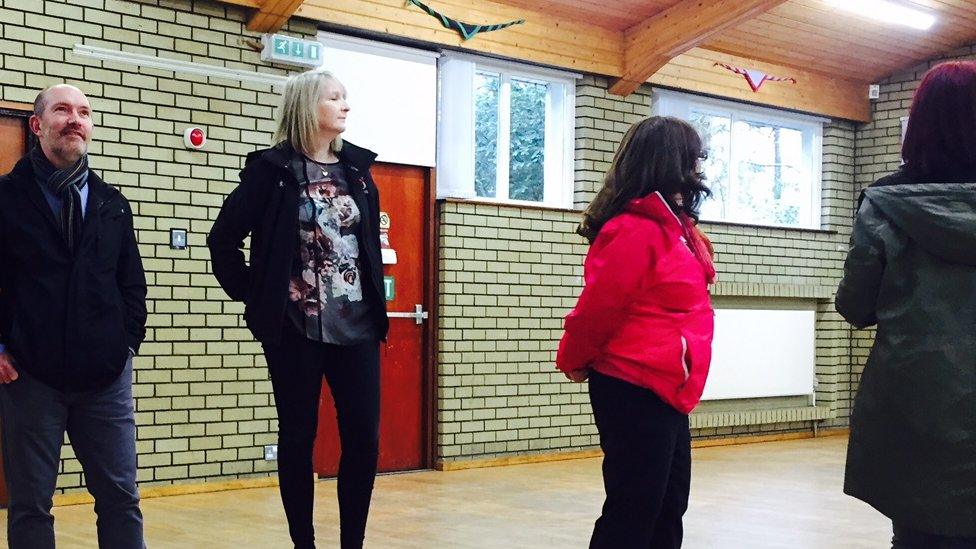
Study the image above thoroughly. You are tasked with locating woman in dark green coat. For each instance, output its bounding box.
[836,61,976,548]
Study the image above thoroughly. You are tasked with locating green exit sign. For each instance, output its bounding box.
[260,34,323,68]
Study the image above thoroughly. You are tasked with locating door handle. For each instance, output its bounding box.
[387,304,429,325]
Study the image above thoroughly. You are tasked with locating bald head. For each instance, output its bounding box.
[33,84,85,117]
[29,85,93,169]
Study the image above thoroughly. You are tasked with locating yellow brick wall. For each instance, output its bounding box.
[1,0,316,491]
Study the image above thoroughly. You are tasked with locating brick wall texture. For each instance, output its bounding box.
[0,0,926,484]
[1,0,317,491]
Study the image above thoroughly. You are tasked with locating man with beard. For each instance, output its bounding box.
[0,85,147,548]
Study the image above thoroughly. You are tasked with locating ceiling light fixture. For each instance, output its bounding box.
[824,0,936,30]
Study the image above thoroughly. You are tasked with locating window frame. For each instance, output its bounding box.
[654,89,826,230]
[437,52,577,209]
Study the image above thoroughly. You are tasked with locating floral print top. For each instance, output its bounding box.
[286,158,378,345]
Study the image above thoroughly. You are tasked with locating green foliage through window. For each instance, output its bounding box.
[474,72,499,198]
[508,79,546,201]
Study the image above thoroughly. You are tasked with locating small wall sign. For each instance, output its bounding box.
[170,228,188,250]
[261,34,323,68]
[379,211,397,264]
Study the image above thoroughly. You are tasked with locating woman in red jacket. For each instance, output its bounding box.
[557,116,716,549]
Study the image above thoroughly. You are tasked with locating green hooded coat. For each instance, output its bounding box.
[836,178,976,536]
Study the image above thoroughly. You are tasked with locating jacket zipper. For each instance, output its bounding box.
[680,335,690,381]
[653,192,709,271]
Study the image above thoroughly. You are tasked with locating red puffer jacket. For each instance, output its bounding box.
[557,192,716,414]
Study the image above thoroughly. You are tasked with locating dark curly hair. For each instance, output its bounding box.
[578,116,710,243]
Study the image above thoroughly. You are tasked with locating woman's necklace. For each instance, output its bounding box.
[306,155,337,178]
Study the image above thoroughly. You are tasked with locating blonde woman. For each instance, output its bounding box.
[208,70,387,549]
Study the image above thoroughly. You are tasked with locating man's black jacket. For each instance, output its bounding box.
[207,141,389,344]
[0,155,147,391]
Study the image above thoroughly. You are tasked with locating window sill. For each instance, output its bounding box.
[700,218,838,235]
[438,197,579,215]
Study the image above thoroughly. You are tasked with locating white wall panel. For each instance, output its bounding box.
[701,308,816,400]
[318,32,437,167]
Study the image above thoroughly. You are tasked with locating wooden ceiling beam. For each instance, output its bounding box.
[609,0,788,96]
[246,0,306,33]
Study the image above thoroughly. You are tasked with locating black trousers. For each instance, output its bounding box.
[588,371,691,549]
[262,328,381,549]
[892,523,976,549]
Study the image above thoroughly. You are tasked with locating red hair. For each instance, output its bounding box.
[902,61,976,180]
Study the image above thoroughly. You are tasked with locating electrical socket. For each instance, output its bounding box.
[264,444,278,461]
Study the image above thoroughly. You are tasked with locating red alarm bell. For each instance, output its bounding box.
[183,127,207,149]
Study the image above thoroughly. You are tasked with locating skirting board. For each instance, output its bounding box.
[53,476,280,508]
[436,428,850,472]
[51,429,850,506]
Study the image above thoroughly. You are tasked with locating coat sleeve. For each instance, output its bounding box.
[0,199,7,352]
[835,199,886,329]
[556,219,657,373]
[116,196,148,354]
[207,167,264,302]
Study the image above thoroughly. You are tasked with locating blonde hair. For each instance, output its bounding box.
[273,69,344,155]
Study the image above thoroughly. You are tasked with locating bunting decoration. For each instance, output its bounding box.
[405,0,525,41]
[714,63,797,92]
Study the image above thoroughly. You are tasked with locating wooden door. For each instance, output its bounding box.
[0,115,27,173]
[0,108,29,508]
[313,162,431,475]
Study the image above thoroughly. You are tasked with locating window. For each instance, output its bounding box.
[655,90,824,229]
[437,53,576,208]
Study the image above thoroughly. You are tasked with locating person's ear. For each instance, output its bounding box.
[28,114,42,136]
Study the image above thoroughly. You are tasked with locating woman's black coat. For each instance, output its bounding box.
[207,141,388,344]
[836,169,976,536]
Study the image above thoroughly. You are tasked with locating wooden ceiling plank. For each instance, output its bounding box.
[490,0,680,30]
[298,0,622,75]
[610,0,789,96]
[710,0,976,83]
[246,0,306,32]
[773,2,959,50]
[801,0,976,26]
[425,0,625,44]
[752,8,952,55]
[706,23,924,80]
[654,48,870,121]
[309,0,624,62]
[216,0,261,7]
[702,41,885,82]
[716,19,944,71]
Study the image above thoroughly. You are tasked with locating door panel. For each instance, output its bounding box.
[0,115,26,173]
[0,112,27,508]
[313,162,430,475]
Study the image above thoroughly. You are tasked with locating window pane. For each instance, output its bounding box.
[509,78,547,202]
[475,72,500,198]
[733,120,806,226]
[689,111,732,220]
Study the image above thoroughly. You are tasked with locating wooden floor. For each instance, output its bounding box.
[1,435,892,548]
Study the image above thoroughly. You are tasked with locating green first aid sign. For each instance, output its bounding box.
[261,34,323,68]
[384,276,395,302]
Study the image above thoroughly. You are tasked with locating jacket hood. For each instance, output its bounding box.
[863,183,976,266]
